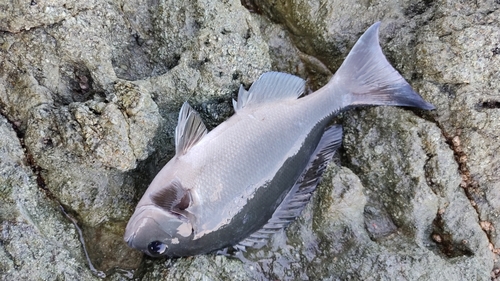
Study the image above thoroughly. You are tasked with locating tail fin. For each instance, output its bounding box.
[332,22,434,110]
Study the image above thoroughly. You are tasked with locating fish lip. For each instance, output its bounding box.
[123,230,133,243]
[123,227,136,246]
[124,237,135,250]
[123,207,149,244]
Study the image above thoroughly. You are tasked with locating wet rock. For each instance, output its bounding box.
[252,0,499,278]
[1,0,269,278]
[140,255,255,280]
[0,115,98,280]
[413,3,500,257]
[255,16,332,91]
[0,1,98,33]
[239,129,491,280]
[340,108,492,279]
[253,0,436,71]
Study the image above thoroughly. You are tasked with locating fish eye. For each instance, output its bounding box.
[148,241,168,256]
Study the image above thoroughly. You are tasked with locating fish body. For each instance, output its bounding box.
[124,22,434,257]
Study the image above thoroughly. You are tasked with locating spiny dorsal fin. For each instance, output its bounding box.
[175,102,208,155]
[233,72,305,112]
[235,125,343,250]
[150,179,192,217]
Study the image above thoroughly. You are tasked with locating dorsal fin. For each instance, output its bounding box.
[235,125,343,250]
[175,102,208,155]
[233,72,306,112]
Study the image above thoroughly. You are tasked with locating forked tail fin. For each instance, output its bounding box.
[331,22,434,110]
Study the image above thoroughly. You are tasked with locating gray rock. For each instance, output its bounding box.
[1,0,269,278]
[340,108,492,280]
[0,115,98,280]
[414,3,500,256]
[140,255,255,280]
[0,1,98,33]
[0,0,498,279]
[252,0,500,278]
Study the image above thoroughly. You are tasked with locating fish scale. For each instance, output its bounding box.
[189,102,322,233]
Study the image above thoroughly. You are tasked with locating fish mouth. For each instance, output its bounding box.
[123,227,136,246]
[123,210,143,246]
[123,230,133,243]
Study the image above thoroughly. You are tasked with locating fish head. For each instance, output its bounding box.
[124,205,193,257]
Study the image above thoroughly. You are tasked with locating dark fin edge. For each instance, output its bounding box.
[333,22,434,110]
[175,102,208,155]
[235,125,343,250]
[233,72,306,112]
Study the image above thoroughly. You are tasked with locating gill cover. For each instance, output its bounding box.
[124,103,203,257]
[124,179,195,257]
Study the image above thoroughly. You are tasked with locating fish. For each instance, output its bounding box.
[124,22,435,257]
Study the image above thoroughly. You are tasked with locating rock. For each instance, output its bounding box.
[0,115,98,280]
[339,108,492,280]
[414,4,500,255]
[252,0,500,278]
[0,1,98,33]
[0,0,498,279]
[1,0,269,278]
[140,255,255,280]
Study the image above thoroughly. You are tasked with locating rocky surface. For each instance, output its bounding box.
[0,0,499,280]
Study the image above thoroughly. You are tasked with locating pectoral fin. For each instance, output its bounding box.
[150,179,193,220]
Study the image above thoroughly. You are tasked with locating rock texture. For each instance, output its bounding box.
[0,0,498,280]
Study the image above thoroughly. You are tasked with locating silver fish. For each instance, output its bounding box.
[124,22,434,257]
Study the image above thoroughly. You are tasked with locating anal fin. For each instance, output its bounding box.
[235,125,343,250]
